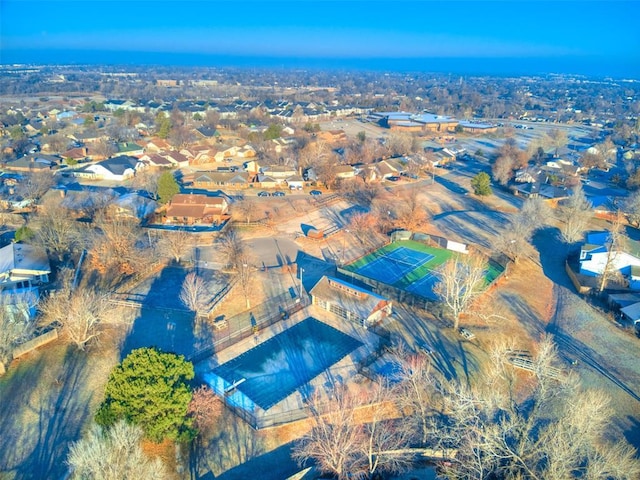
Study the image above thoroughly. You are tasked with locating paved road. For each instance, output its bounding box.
[193,237,300,269]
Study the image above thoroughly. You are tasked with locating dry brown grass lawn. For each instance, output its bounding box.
[460,257,554,351]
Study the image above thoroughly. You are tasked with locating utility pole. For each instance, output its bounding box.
[299,267,304,298]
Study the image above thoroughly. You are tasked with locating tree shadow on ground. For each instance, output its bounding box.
[120,265,198,360]
[499,291,547,341]
[622,415,640,450]
[432,210,509,250]
[214,442,298,480]
[0,346,93,479]
[434,176,467,195]
[531,227,575,289]
[202,408,269,478]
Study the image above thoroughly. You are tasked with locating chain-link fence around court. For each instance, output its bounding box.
[188,290,309,363]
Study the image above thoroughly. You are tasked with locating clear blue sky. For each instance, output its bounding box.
[1,0,639,76]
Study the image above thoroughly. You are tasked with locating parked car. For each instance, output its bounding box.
[401,172,418,179]
[387,176,400,182]
[273,191,285,197]
[309,190,322,196]
[459,327,476,340]
[257,191,270,197]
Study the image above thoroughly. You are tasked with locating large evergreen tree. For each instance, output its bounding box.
[471,172,492,196]
[157,171,180,204]
[95,347,195,442]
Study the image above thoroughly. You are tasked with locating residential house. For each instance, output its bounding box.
[261,164,298,181]
[194,126,220,140]
[108,192,158,222]
[75,155,141,181]
[186,171,251,190]
[0,243,50,317]
[62,147,89,163]
[3,154,59,172]
[335,165,357,179]
[213,146,240,162]
[165,193,229,225]
[67,130,108,143]
[162,151,190,168]
[139,153,175,169]
[619,302,640,333]
[236,145,256,158]
[362,158,405,182]
[426,147,457,165]
[285,175,304,190]
[145,138,172,153]
[257,175,279,189]
[243,159,264,175]
[270,137,297,154]
[579,231,640,290]
[116,142,145,156]
[181,146,216,164]
[309,275,393,328]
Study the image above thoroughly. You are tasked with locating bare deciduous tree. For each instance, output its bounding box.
[558,184,592,243]
[39,279,113,350]
[358,381,413,479]
[502,195,554,261]
[293,386,362,480]
[18,170,55,202]
[237,253,254,309]
[0,293,37,369]
[389,348,438,445]
[179,272,210,314]
[131,169,162,200]
[89,215,144,277]
[545,128,569,157]
[492,139,528,185]
[44,133,70,153]
[597,212,625,293]
[33,195,83,261]
[624,191,640,227]
[232,198,258,224]
[433,254,488,330]
[187,385,223,438]
[93,138,116,159]
[386,132,415,157]
[158,230,192,263]
[293,382,412,480]
[67,420,169,480]
[433,337,640,480]
[217,226,244,270]
[393,186,428,232]
[74,190,116,222]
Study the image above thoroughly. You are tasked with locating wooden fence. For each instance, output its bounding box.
[505,350,565,380]
[565,261,591,294]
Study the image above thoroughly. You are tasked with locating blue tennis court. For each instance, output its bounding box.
[211,317,363,411]
[356,247,434,284]
[405,272,439,300]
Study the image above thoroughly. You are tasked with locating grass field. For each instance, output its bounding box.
[344,240,503,300]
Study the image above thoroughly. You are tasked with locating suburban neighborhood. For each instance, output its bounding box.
[0,62,639,479]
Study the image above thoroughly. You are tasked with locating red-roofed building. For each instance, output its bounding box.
[165,193,229,225]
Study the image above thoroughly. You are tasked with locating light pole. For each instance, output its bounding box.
[299,266,304,298]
